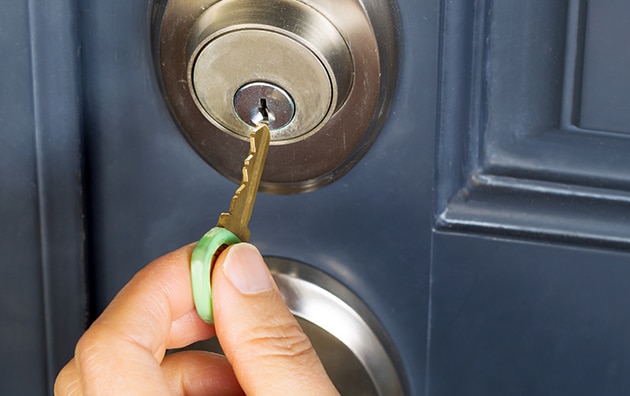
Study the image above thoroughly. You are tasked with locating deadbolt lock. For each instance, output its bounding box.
[154,0,398,193]
[188,0,353,142]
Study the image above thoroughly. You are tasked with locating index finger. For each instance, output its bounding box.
[92,243,215,355]
[69,244,215,393]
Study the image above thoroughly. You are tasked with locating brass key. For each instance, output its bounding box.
[190,123,271,324]
[216,123,270,241]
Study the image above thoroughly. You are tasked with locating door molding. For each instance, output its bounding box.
[436,0,630,248]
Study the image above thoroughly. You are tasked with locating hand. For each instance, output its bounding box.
[55,243,339,395]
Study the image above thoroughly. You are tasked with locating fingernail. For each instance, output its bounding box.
[223,243,273,294]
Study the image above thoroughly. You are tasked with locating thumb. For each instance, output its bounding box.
[212,243,339,396]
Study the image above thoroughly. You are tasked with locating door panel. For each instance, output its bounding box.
[580,0,630,133]
[433,1,630,394]
[2,0,630,394]
[429,233,630,395]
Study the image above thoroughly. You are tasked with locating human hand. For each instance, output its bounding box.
[54,243,339,395]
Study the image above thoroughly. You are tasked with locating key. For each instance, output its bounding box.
[216,123,271,241]
[190,124,271,324]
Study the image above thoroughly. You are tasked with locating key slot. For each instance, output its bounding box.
[258,98,270,124]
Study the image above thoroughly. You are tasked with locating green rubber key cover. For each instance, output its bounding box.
[190,226,241,324]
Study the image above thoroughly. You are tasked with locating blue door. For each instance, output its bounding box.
[2,0,630,394]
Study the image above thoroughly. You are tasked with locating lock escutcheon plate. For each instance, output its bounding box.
[153,0,399,193]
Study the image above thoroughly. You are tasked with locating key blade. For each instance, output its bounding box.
[217,124,271,241]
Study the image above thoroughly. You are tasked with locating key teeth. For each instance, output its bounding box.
[215,124,270,243]
[249,132,257,153]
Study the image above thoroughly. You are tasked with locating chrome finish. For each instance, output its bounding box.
[153,0,399,193]
[233,82,296,131]
[267,257,406,396]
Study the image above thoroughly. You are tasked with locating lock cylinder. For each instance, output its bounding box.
[233,82,296,130]
[186,0,353,142]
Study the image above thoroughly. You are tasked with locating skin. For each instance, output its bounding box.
[54,243,339,395]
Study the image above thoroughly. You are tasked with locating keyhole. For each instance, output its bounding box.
[250,97,276,126]
[258,98,270,124]
[234,82,295,131]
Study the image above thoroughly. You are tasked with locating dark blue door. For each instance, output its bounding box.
[3,0,630,395]
[429,1,630,394]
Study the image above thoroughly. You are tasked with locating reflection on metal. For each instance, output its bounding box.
[152,0,399,193]
[267,257,406,396]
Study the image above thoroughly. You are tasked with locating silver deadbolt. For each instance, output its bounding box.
[187,0,353,142]
[154,0,399,193]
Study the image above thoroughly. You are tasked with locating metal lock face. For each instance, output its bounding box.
[154,0,398,193]
[188,0,353,142]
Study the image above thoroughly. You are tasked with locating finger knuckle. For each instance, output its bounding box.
[74,329,110,373]
[54,366,82,396]
[244,321,315,360]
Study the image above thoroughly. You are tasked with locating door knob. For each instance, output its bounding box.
[153,0,398,193]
